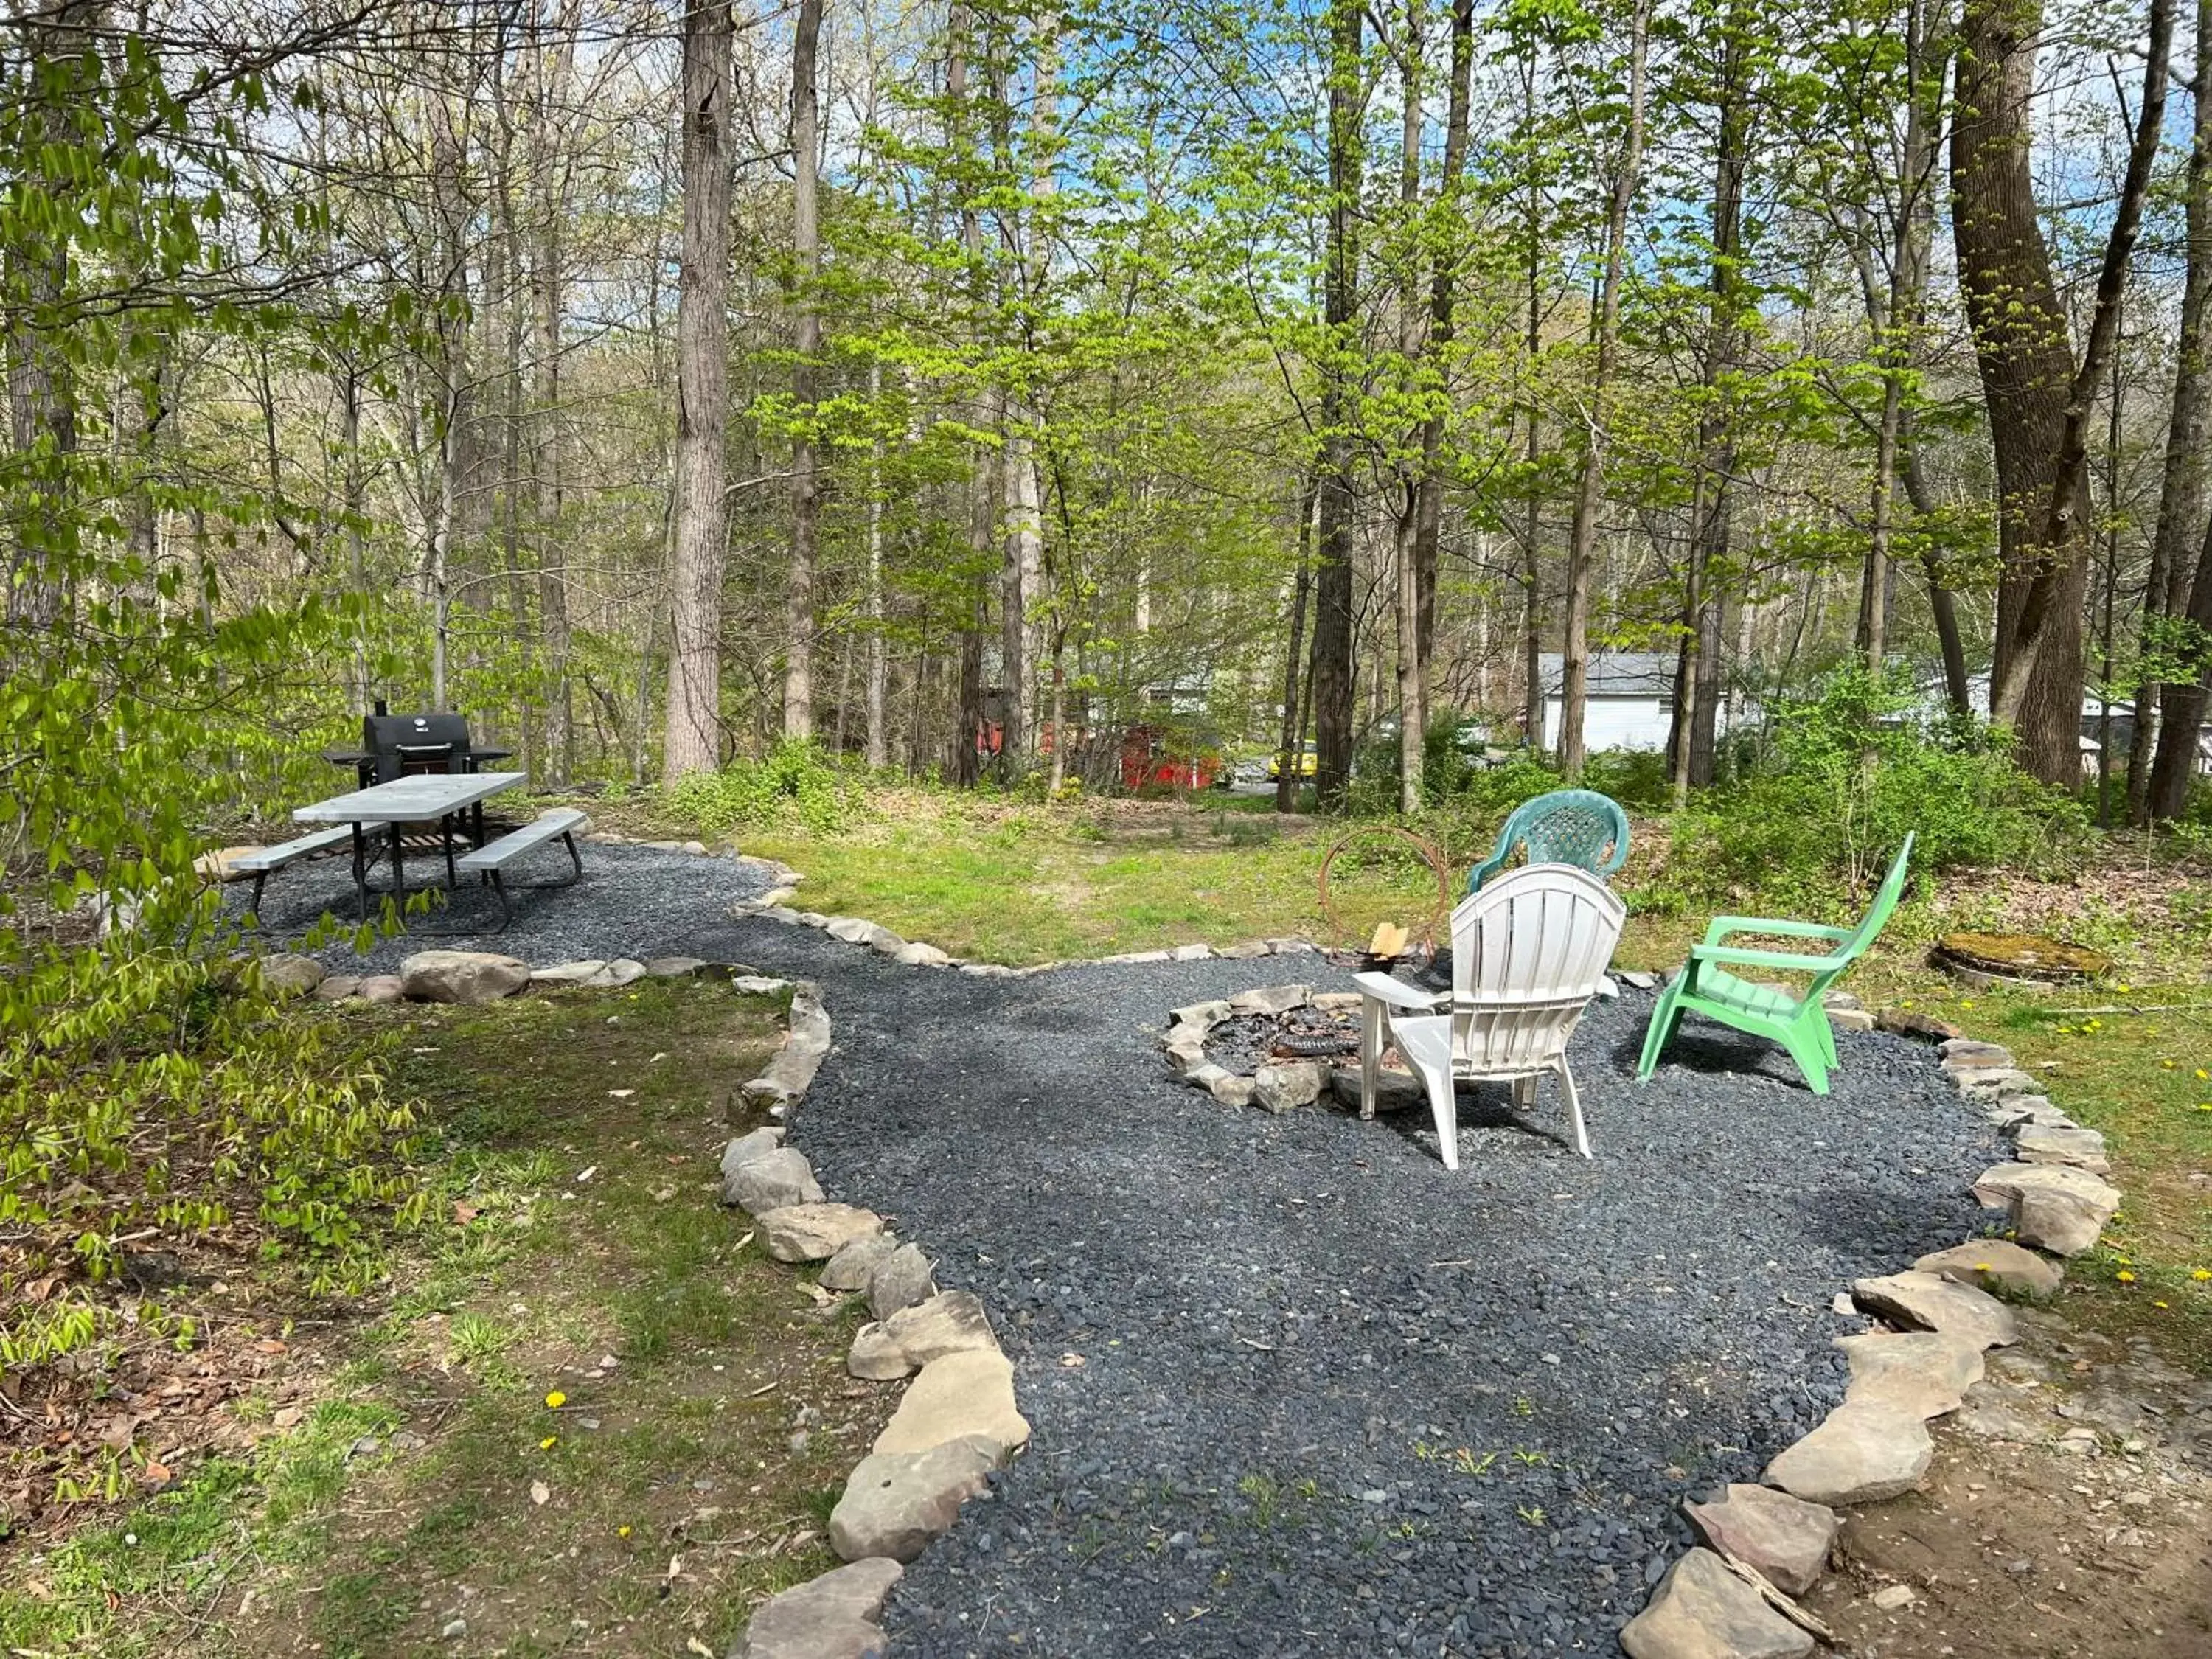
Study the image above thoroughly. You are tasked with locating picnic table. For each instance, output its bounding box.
[295,771,526,919]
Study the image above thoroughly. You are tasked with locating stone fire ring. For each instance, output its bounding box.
[1158,982,1425,1115]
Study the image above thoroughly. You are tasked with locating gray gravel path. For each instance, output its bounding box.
[226,841,775,975]
[670,914,2003,1658]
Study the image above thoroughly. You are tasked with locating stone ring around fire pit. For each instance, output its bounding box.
[1159,983,1426,1115]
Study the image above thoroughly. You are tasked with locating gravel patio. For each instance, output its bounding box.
[672,911,2004,1658]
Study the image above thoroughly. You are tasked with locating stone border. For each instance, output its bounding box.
[1620,1021,2124,1656]
[714,975,1032,1658]
[728,874,1319,978]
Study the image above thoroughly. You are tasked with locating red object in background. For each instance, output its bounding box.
[1119,724,1220,791]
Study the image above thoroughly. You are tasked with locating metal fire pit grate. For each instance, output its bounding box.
[1203,1005,1363,1076]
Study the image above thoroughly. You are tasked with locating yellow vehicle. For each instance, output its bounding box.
[1267,749,1318,781]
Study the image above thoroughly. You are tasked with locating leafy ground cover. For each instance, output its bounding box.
[1,976,877,1658]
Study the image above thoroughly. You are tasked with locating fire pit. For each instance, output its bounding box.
[1159,984,1425,1113]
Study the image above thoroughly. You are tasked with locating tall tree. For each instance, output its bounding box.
[663,0,734,782]
[784,0,824,740]
[1953,0,2173,782]
[1310,0,1363,808]
[1559,0,1652,782]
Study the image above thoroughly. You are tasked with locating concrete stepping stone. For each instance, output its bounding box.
[874,1349,1030,1456]
[2013,1123,2111,1174]
[1972,1162,2121,1256]
[733,1557,902,1659]
[828,1433,1002,1563]
[865,1244,936,1321]
[1764,1400,1932,1505]
[723,1148,824,1216]
[1835,1330,1986,1418]
[1620,1548,1813,1659]
[761,1202,884,1262]
[1684,1484,1840,1596]
[1912,1239,2062,1300]
[821,1234,900,1293]
[1851,1270,2018,1350]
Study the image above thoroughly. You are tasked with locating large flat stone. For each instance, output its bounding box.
[259,953,327,996]
[760,1203,884,1262]
[1685,1484,1840,1597]
[1835,1330,1986,1418]
[1972,1162,2122,1256]
[828,1435,1002,1563]
[723,1147,824,1216]
[734,1557,901,1659]
[1764,1400,1932,1505]
[1912,1239,2062,1300]
[1619,1548,1814,1659]
[1253,1060,1326,1113]
[1952,1067,2040,1102]
[529,958,608,987]
[874,1349,1029,1457]
[720,1127,785,1180]
[2013,1123,2111,1174]
[399,950,530,1004]
[1851,1270,2017,1350]
[1229,984,1311,1017]
[880,1291,998,1366]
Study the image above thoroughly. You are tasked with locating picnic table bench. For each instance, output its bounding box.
[229,825,369,914]
[456,808,588,931]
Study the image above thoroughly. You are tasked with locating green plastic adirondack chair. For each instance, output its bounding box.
[1468,789,1631,894]
[1635,833,1916,1095]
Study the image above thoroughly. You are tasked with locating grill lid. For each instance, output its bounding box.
[364,712,473,756]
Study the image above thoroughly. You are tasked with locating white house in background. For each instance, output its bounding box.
[1537,652,1683,754]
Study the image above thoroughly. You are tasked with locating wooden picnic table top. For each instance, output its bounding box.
[293,771,526,825]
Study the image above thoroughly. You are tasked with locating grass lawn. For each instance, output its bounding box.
[1,976,879,1658]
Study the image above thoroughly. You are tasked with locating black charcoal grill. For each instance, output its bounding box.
[363,712,476,782]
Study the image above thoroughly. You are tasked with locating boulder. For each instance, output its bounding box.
[825,917,877,944]
[761,1203,885,1262]
[821,1234,900,1293]
[1230,984,1311,1017]
[2013,1123,2111,1175]
[1850,1270,2017,1350]
[1210,1074,1257,1108]
[723,1148,824,1216]
[1619,1549,1814,1659]
[866,927,910,956]
[1827,1007,1876,1032]
[873,1349,1029,1457]
[399,950,530,1004]
[1972,1162,2122,1256]
[1875,1008,1961,1042]
[259,953,327,997]
[893,942,952,968]
[732,1557,902,1659]
[1684,1484,1840,1597]
[1329,1065,1425,1113]
[1952,1067,2040,1102]
[1162,1032,1211,1075]
[313,973,362,1001]
[358,974,404,1004]
[882,1291,998,1365]
[644,955,711,977]
[1835,1330,1986,1419]
[1764,1401,1932,1505]
[588,957,647,988]
[1912,1239,2062,1300]
[1253,1060,1326,1113]
[1181,1062,1238,1095]
[720,1128,786,1181]
[829,1436,1001,1564]
[866,1244,936,1321]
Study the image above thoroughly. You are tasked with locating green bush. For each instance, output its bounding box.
[664,740,869,837]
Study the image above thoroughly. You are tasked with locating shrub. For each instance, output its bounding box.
[664,740,868,837]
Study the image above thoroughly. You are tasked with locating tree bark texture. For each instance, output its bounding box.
[662,0,733,783]
[1311,0,1363,809]
[783,0,823,740]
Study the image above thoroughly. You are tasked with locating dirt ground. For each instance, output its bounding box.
[1805,1302,2212,1658]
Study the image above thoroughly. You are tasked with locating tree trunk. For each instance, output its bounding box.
[1559,0,1652,782]
[2143,0,2212,820]
[783,0,823,742]
[865,364,889,769]
[662,0,733,783]
[948,0,990,786]
[1311,0,1364,809]
[1394,0,1426,814]
[1277,479,1317,813]
[1411,0,1474,684]
[1955,0,2172,781]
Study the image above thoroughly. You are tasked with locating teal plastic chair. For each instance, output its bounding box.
[1468,790,1631,894]
[1635,833,1916,1095]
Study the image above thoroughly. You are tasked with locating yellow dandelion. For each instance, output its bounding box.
[2154,1301,2170,1310]
[2197,1068,2209,1080]
[618,1524,632,1538]
[2118,982,2132,993]
[540,1435,558,1450]
[2163,1059,2177,1068]
[545,1390,567,1409]
[2116,1270,2137,1284]
[2192,1270,2211,1282]
[1975,1262,1994,1272]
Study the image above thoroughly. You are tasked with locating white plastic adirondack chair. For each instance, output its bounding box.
[1354,863,1627,1166]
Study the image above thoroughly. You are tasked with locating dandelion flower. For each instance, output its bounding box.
[2163,1059,2178,1069]
[540,1436,558,1450]
[2194,1270,2211,1282]
[1975,1262,1993,1272]
[2198,1068,2209,1080]
[618,1525,632,1538]
[2116,1270,2137,1284]
[2154,1301,2170,1310]
[546,1391,567,1409]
